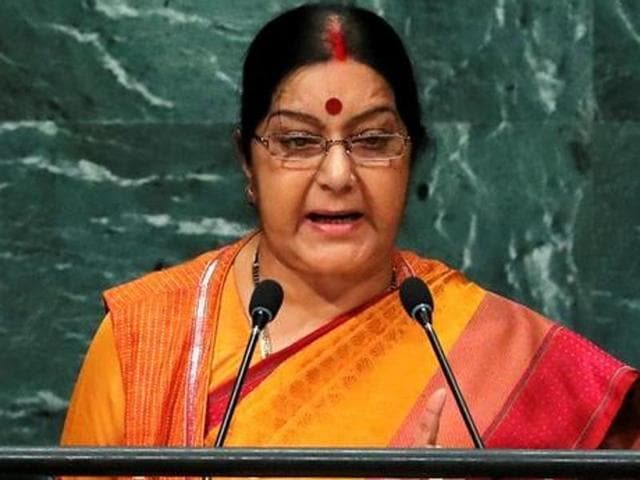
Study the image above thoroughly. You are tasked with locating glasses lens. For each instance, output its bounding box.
[350,134,405,160]
[269,134,324,159]
[258,132,407,169]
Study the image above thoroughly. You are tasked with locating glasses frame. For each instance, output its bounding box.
[252,132,411,168]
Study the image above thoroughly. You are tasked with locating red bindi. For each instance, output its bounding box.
[325,97,343,115]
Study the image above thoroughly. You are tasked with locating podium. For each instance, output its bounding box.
[1,447,640,478]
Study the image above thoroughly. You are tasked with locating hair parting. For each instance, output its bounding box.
[326,19,348,61]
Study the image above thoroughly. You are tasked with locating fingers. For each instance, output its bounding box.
[420,388,447,446]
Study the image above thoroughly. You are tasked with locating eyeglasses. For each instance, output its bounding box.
[252,132,410,169]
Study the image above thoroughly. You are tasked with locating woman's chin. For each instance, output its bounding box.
[297,246,384,279]
[263,232,394,280]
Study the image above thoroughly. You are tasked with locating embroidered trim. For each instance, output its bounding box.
[573,365,636,447]
[483,325,562,443]
[185,258,219,445]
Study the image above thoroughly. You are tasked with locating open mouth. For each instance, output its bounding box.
[306,211,364,224]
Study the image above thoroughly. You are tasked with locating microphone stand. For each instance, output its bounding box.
[214,324,262,448]
[416,309,485,449]
[206,279,283,480]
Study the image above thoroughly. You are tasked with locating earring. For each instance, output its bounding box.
[245,184,256,206]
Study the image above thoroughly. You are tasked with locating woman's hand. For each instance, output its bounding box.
[420,389,456,480]
[420,388,447,447]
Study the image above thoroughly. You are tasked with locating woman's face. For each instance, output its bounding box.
[246,59,411,280]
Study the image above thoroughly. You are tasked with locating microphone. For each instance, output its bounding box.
[214,279,284,447]
[399,277,485,449]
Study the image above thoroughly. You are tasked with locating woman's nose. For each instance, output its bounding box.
[315,142,355,193]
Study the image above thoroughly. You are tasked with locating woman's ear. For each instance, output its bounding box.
[243,164,256,207]
[233,125,246,164]
[234,126,257,206]
[233,127,250,178]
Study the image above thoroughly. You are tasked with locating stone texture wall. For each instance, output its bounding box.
[0,0,638,446]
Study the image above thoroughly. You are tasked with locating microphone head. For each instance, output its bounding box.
[249,279,284,328]
[399,277,434,325]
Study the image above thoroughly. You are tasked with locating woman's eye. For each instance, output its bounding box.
[355,128,393,136]
[278,135,321,149]
[353,135,391,149]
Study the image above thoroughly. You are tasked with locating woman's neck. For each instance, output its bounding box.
[233,234,395,353]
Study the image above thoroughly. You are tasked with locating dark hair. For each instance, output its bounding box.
[239,3,428,165]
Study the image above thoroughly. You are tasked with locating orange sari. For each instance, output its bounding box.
[62,235,637,454]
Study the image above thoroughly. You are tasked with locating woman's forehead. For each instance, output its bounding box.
[264,107,401,130]
[268,60,397,123]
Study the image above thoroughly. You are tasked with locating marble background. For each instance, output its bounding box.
[0,0,638,447]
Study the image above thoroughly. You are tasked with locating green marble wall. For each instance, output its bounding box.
[0,0,638,446]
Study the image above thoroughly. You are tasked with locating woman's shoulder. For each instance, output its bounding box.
[397,249,558,332]
[103,246,226,311]
[397,249,456,276]
[397,249,475,288]
[398,250,634,369]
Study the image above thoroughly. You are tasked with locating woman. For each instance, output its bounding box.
[61,4,639,453]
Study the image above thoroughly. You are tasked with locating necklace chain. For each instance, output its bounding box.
[251,244,398,358]
[252,246,272,358]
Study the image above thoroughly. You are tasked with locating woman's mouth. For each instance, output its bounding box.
[304,211,364,235]
[307,212,364,223]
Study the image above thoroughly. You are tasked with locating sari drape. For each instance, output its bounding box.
[202,251,486,447]
[62,235,638,458]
